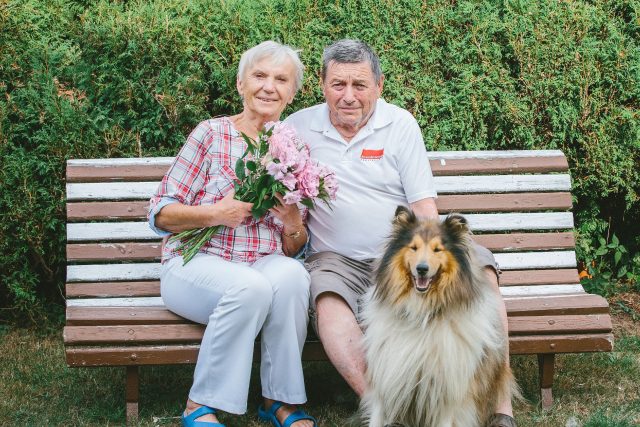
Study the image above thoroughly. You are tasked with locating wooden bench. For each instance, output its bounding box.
[64,150,614,423]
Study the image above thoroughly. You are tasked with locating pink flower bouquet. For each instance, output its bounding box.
[171,121,338,264]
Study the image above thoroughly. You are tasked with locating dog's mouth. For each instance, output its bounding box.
[413,275,432,293]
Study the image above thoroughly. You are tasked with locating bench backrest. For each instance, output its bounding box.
[65,150,612,360]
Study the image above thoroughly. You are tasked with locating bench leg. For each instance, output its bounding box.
[126,366,139,425]
[537,354,555,410]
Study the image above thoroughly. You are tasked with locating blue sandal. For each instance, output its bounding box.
[258,401,317,427]
[182,406,225,427]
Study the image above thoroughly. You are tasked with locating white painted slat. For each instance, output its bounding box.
[495,251,577,270]
[66,151,565,167]
[67,212,574,242]
[447,213,574,231]
[66,250,575,282]
[67,222,159,241]
[500,284,584,297]
[66,174,571,201]
[434,174,571,193]
[66,182,159,201]
[65,283,584,307]
[68,157,174,167]
[66,297,165,307]
[67,263,162,282]
[427,150,564,160]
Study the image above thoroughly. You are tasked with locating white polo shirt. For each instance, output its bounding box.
[285,98,437,260]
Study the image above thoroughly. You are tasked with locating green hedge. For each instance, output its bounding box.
[1,0,639,323]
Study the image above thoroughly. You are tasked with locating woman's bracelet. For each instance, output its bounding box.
[283,228,304,239]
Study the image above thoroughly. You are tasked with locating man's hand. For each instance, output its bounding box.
[269,193,303,232]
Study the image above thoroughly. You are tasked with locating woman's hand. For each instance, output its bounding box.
[215,191,253,228]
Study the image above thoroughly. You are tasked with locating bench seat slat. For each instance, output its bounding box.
[66,193,573,222]
[64,331,614,367]
[64,284,586,309]
[63,313,611,346]
[66,233,577,262]
[65,294,611,326]
[509,333,614,354]
[66,174,572,201]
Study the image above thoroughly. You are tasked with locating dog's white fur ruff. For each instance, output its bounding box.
[360,279,511,427]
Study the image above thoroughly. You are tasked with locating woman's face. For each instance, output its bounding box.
[237,57,297,122]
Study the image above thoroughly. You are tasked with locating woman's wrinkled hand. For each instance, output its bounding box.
[215,191,253,228]
[269,193,303,230]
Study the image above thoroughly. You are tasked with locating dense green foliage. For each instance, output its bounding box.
[1,0,638,323]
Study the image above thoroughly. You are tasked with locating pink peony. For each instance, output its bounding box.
[283,190,303,205]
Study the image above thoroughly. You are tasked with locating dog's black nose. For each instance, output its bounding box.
[416,263,429,276]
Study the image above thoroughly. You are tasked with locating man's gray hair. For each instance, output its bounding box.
[321,39,382,82]
[237,40,305,92]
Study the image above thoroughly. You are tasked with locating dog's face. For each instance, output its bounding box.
[377,206,472,301]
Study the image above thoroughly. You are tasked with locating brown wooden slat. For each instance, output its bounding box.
[64,324,206,345]
[65,341,328,367]
[500,269,580,286]
[67,164,170,183]
[430,156,569,176]
[506,294,610,316]
[67,193,572,222]
[508,314,612,336]
[66,294,609,327]
[67,201,149,221]
[65,233,575,263]
[475,232,575,252]
[64,332,612,368]
[66,281,160,298]
[66,156,568,183]
[67,243,162,262]
[66,306,187,326]
[437,193,572,213]
[509,333,614,354]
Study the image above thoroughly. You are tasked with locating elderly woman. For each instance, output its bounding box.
[148,41,316,427]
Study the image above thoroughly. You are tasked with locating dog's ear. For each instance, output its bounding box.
[393,205,417,227]
[443,214,470,237]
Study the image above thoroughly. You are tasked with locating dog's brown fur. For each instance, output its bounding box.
[360,207,519,426]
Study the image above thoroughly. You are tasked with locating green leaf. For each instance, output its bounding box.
[617,265,627,278]
[246,160,257,172]
[595,248,608,256]
[300,198,314,209]
[235,158,245,180]
[614,251,622,265]
[611,234,619,246]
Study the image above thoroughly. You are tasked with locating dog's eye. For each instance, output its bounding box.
[433,247,442,253]
[409,245,417,252]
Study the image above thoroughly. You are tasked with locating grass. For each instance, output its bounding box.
[0,299,638,427]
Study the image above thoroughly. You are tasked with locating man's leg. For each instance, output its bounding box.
[315,292,368,397]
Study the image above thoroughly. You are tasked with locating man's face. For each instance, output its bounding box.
[322,61,384,137]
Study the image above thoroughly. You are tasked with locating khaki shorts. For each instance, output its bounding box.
[303,243,499,332]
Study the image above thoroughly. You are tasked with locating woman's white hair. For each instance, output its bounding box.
[237,40,304,92]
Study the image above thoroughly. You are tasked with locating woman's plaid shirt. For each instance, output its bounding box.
[148,117,296,264]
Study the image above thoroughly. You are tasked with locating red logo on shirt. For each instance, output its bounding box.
[361,149,384,160]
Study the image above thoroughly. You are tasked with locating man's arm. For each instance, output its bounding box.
[410,197,439,220]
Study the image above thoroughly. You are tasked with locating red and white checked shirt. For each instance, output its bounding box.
[148,117,302,264]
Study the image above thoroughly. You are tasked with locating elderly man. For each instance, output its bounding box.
[286,39,516,427]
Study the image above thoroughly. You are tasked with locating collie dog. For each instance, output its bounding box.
[360,207,518,427]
